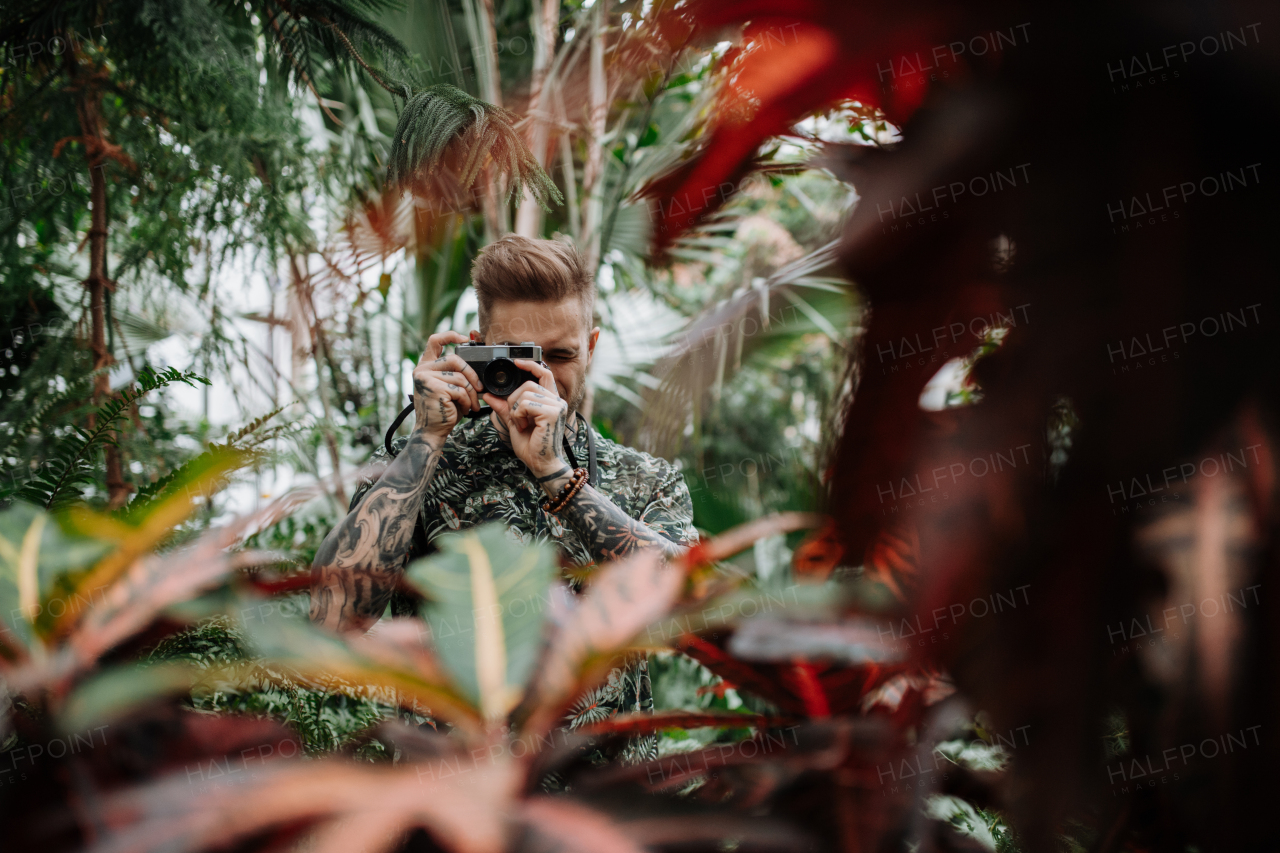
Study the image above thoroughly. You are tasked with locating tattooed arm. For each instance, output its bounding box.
[310,331,484,632]
[485,359,685,564]
[309,433,443,632]
[560,460,696,562]
[551,479,684,562]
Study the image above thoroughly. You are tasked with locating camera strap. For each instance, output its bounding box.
[386,398,415,456]
[385,397,598,487]
[564,412,598,488]
[385,401,498,455]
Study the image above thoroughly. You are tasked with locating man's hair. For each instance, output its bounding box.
[471,235,594,333]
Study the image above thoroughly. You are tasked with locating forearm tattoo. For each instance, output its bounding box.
[557,483,683,563]
[309,432,443,632]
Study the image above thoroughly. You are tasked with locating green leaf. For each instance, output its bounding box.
[405,523,557,722]
[59,663,200,734]
[924,795,1002,852]
[236,597,480,730]
[119,445,256,524]
[0,502,112,647]
[11,367,211,510]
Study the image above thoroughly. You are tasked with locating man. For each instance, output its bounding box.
[309,233,696,635]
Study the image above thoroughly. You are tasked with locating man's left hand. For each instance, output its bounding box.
[484,359,572,492]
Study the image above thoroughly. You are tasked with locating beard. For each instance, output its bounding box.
[565,376,588,424]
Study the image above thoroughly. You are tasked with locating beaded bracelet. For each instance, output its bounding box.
[542,467,588,514]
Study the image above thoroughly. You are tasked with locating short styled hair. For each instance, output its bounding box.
[471,235,594,334]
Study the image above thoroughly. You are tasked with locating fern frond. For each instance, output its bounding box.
[119,406,286,521]
[386,84,563,212]
[0,366,108,458]
[12,367,210,511]
[225,405,286,446]
[120,446,256,524]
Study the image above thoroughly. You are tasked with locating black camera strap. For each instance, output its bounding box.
[385,397,415,456]
[564,411,598,488]
[384,397,597,487]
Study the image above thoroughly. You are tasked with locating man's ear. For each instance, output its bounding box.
[587,326,601,363]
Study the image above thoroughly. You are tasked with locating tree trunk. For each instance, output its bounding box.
[463,0,509,240]
[556,89,581,240]
[414,208,463,341]
[70,50,129,508]
[581,0,609,271]
[515,0,561,238]
[291,255,349,510]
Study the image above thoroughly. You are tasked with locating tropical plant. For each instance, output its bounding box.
[0,0,419,505]
[0,437,829,852]
[17,1,1261,852]
[387,83,563,213]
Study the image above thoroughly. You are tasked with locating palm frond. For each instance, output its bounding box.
[256,0,415,96]
[638,240,852,456]
[386,84,563,212]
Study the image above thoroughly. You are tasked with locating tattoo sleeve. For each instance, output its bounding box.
[557,484,684,563]
[309,432,444,632]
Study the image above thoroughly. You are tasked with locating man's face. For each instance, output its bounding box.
[481,296,599,415]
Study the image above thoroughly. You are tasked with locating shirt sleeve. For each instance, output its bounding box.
[639,462,699,547]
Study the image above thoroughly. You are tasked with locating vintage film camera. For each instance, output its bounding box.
[384,341,545,454]
[457,341,542,397]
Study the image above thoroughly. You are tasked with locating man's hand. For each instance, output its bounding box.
[413,331,484,441]
[484,359,571,492]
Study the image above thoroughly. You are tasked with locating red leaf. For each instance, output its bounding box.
[647,1,961,251]
[791,521,845,579]
[681,512,823,570]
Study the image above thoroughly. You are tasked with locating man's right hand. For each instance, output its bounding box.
[412,331,485,440]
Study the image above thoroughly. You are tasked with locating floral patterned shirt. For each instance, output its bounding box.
[350,414,696,761]
[353,414,697,564]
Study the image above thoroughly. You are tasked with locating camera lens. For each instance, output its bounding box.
[483,358,520,396]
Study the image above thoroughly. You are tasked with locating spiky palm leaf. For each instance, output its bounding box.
[255,0,415,102]
[386,84,563,212]
[638,239,853,456]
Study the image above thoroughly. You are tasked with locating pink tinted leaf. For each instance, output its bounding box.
[521,799,649,853]
[682,512,824,569]
[91,756,517,853]
[578,710,790,737]
[523,548,681,735]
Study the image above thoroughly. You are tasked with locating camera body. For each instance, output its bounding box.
[457,342,542,397]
